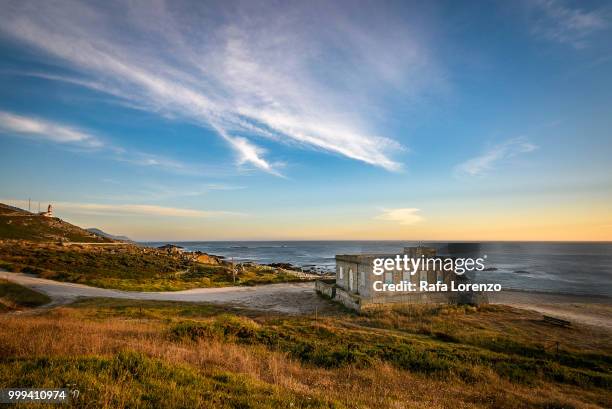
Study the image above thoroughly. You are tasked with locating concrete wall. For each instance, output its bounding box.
[334,287,361,310]
[363,291,452,310]
[336,258,362,294]
[315,280,336,298]
[331,248,462,311]
[317,279,453,312]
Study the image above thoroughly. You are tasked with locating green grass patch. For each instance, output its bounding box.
[69,298,233,321]
[0,279,51,310]
[0,351,338,408]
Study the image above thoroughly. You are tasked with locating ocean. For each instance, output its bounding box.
[142,241,612,297]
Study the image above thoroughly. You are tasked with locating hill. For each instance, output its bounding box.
[86,227,132,242]
[0,203,113,243]
[0,203,304,291]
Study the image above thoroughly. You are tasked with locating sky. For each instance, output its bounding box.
[0,0,611,241]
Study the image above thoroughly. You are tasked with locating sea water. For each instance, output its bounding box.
[142,241,612,297]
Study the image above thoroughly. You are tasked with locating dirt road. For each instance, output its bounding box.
[0,272,332,314]
[2,271,611,328]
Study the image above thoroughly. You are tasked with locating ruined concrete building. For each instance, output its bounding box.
[316,246,481,311]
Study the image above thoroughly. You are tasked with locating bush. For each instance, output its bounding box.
[169,315,261,342]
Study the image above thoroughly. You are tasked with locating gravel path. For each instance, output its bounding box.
[2,271,611,328]
[0,271,332,314]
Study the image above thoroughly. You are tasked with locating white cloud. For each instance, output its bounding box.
[0,111,102,148]
[3,199,242,218]
[0,1,441,174]
[529,0,608,48]
[456,138,538,177]
[375,208,423,225]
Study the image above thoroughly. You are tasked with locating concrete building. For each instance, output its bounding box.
[316,246,466,311]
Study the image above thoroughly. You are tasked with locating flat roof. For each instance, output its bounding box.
[335,253,395,262]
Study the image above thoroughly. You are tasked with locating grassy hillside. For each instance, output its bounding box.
[0,203,303,290]
[0,203,112,243]
[0,300,609,408]
[0,241,305,291]
[0,279,51,312]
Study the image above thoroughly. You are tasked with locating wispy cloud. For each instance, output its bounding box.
[90,181,246,202]
[456,137,538,177]
[205,184,245,191]
[3,199,242,218]
[528,0,608,48]
[0,109,229,176]
[112,151,198,174]
[0,110,102,148]
[375,208,423,225]
[0,1,441,174]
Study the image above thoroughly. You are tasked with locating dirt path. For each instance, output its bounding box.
[2,271,611,328]
[0,272,334,314]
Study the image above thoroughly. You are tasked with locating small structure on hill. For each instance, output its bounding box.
[38,204,53,217]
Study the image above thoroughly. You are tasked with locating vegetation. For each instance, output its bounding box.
[0,352,328,408]
[0,203,111,243]
[167,305,612,388]
[0,241,306,291]
[1,299,609,408]
[0,202,308,291]
[0,279,51,311]
[1,201,609,407]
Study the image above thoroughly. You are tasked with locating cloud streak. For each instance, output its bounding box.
[0,109,230,177]
[0,111,102,148]
[528,0,608,48]
[0,0,440,174]
[375,208,423,225]
[3,199,241,218]
[456,138,538,177]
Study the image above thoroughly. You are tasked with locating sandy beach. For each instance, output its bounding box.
[489,290,612,330]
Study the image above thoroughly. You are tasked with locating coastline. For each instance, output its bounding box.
[148,241,612,297]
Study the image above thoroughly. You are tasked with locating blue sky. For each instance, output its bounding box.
[0,0,611,240]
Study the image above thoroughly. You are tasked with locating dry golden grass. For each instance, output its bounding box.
[1,302,610,408]
[355,304,612,354]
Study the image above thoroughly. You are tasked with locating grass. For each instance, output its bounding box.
[0,241,306,291]
[0,203,111,243]
[1,298,609,408]
[0,279,51,311]
[165,307,611,388]
[0,203,307,291]
[0,352,332,408]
